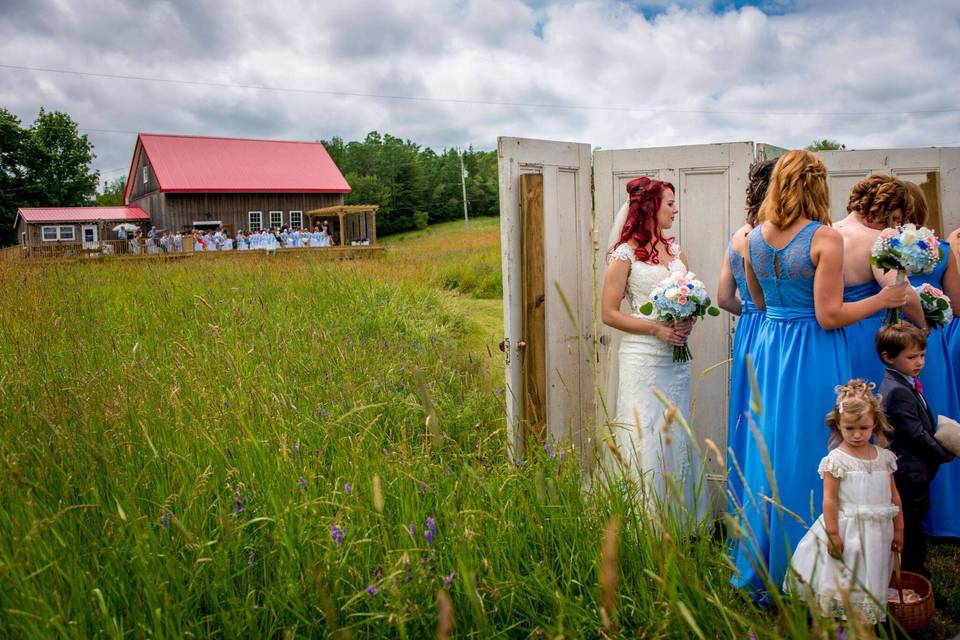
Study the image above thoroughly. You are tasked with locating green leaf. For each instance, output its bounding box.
[707,307,720,317]
[638,302,653,315]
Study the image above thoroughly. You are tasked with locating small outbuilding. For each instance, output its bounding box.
[15,206,151,257]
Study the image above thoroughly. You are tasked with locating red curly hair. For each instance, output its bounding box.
[610,176,676,264]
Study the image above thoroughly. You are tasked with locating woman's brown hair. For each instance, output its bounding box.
[759,150,831,228]
[846,174,908,226]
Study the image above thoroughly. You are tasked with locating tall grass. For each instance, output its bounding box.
[0,225,950,638]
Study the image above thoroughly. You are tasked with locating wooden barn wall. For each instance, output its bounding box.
[158,193,345,231]
[129,191,166,225]
[129,149,159,201]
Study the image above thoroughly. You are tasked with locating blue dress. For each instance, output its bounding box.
[730,221,852,594]
[840,281,885,386]
[726,239,766,511]
[913,241,960,537]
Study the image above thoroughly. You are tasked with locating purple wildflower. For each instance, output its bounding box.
[331,523,345,545]
[233,489,244,515]
[405,568,413,583]
[748,633,757,640]
[344,483,352,495]
[514,458,524,468]
[425,517,437,547]
[247,549,255,567]
[160,512,171,528]
[544,442,555,460]
[291,442,300,455]
[835,631,846,640]
[316,406,329,418]
[297,476,307,490]
[365,584,377,596]
[443,571,457,589]
[408,522,415,537]
[223,400,230,409]
[372,566,383,580]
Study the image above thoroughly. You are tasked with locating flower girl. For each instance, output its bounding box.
[785,380,904,624]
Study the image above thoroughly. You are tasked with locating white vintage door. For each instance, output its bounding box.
[497,137,594,461]
[81,224,99,249]
[593,142,756,498]
[818,147,960,234]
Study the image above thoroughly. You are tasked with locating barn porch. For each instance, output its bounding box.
[306,205,378,247]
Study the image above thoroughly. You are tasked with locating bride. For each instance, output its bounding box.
[601,176,708,521]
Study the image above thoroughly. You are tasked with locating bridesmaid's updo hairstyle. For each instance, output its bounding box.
[759,150,831,229]
[745,159,776,227]
[824,379,893,449]
[613,176,676,265]
[903,181,929,226]
[846,174,908,226]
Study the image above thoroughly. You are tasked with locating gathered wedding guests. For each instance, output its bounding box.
[836,176,924,386]
[718,158,774,510]
[877,323,955,578]
[784,380,903,625]
[729,150,908,596]
[601,176,708,522]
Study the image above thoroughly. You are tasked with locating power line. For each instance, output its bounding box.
[2,62,958,118]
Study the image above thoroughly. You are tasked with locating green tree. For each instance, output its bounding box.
[0,109,28,245]
[22,109,99,207]
[96,176,127,206]
[807,139,846,151]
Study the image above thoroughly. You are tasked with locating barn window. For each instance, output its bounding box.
[42,226,58,241]
[248,211,263,232]
[289,211,303,229]
[269,211,283,228]
[58,225,76,241]
[143,166,149,185]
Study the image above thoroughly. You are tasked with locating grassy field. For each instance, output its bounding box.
[0,219,957,638]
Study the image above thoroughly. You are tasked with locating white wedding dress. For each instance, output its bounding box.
[608,242,709,522]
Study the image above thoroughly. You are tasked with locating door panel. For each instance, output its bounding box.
[497,137,593,461]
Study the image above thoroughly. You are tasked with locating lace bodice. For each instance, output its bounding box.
[727,239,754,306]
[818,447,899,519]
[608,242,686,318]
[911,239,950,288]
[748,221,821,308]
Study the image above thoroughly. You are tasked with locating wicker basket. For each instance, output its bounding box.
[888,557,935,634]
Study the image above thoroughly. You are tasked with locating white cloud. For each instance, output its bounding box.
[0,0,957,183]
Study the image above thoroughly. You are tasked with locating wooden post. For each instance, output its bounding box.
[338,212,345,246]
[520,173,546,444]
[371,210,377,245]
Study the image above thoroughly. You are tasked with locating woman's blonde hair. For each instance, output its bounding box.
[824,379,893,449]
[759,150,831,228]
[903,181,929,226]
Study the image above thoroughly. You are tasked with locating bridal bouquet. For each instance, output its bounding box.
[914,283,954,329]
[639,271,720,363]
[871,224,943,324]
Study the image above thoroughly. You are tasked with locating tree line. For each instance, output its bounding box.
[0,107,499,245]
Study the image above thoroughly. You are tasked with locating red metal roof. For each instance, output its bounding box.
[15,206,151,224]
[123,133,351,203]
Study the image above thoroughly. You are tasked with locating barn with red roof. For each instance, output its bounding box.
[16,133,365,255]
[125,133,352,235]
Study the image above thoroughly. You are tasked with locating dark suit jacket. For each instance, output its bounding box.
[879,369,951,483]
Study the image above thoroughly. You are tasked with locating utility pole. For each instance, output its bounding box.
[460,149,469,229]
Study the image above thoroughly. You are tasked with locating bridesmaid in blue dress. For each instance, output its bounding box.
[729,150,908,595]
[835,176,924,386]
[905,185,960,537]
[718,159,774,510]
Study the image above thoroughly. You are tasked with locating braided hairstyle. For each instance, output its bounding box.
[759,150,831,228]
[611,176,676,264]
[824,379,893,449]
[745,159,776,227]
[846,174,907,226]
[903,181,929,226]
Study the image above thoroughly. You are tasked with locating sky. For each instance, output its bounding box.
[1,0,958,186]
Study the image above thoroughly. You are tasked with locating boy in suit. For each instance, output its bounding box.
[877,323,954,577]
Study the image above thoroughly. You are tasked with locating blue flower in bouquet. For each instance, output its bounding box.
[872,224,942,324]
